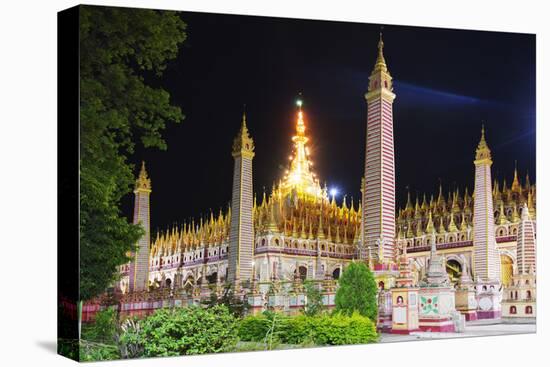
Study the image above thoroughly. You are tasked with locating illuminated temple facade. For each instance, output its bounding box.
[114,35,536,326]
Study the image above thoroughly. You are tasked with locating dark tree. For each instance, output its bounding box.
[79,6,187,301]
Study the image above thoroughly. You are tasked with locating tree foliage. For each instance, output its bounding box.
[302,280,325,316]
[335,262,378,321]
[119,305,238,357]
[202,283,249,317]
[79,6,187,300]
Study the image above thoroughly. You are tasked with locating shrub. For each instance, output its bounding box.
[335,262,378,321]
[238,314,271,342]
[119,305,238,357]
[237,311,285,350]
[309,312,378,345]
[237,312,378,347]
[82,308,118,343]
[79,340,119,361]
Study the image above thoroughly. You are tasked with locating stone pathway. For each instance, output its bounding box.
[379,321,536,343]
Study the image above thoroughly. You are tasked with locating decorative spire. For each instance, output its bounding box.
[460,213,468,231]
[405,189,413,211]
[280,97,323,200]
[232,110,255,158]
[317,209,326,240]
[448,214,458,232]
[527,190,535,218]
[373,32,388,73]
[497,201,509,225]
[421,193,428,210]
[135,161,152,192]
[475,124,492,162]
[426,211,435,234]
[511,161,521,192]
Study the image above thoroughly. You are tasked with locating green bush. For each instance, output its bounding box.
[238,313,271,342]
[335,262,378,321]
[79,340,120,361]
[119,305,238,357]
[82,308,118,343]
[308,312,378,345]
[237,312,378,346]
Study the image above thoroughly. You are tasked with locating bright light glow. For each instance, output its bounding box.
[296,99,303,107]
[330,188,338,197]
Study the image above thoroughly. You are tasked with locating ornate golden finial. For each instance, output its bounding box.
[317,211,326,240]
[374,31,388,73]
[414,195,421,219]
[511,161,521,192]
[406,218,414,237]
[232,110,255,158]
[280,97,323,200]
[527,190,535,218]
[426,211,435,234]
[405,188,412,211]
[497,201,509,225]
[415,218,424,237]
[438,216,446,234]
[421,193,428,210]
[448,214,458,232]
[135,161,152,192]
[511,202,520,222]
[335,225,341,243]
[475,124,492,162]
[460,213,468,231]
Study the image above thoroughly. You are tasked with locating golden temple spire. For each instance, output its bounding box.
[460,213,468,231]
[497,201,509,225]
[426,211,435,234]
[527,190,535,218]
[135,161,152,192]
[421,193,428,210]
[475,124,492,162]
[405,189,413,211]
[373,32,388,73]
[511,161,521,192]
[280,97,323,200]
[448,213,458,232]
[317,210,326,240]
[525,171,531,190]
[232,109,255,158]
[512,202,520,222]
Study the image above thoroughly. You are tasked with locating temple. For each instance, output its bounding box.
[98,35,536,331]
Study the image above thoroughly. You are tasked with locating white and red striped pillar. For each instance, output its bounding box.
[472,127,502,319]
[362,34,396,266]
[517,203,536,275]
[129,161,152,292]
[227,113,255,285]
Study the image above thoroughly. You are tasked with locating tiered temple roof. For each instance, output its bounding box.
[397,169,536,239]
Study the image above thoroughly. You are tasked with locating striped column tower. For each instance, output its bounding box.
[517,203,536,275]
[472,127,501,281]
[227,113,255,285]
[128,161,152,292]
[472,127,502,319]
[362,34,397,266]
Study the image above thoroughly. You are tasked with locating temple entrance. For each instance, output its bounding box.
[206,272,218,284]
[332,268,341,280]
[295,266,308,281]
[446,259,462,285]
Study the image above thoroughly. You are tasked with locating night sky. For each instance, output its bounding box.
[122,11,536,234]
